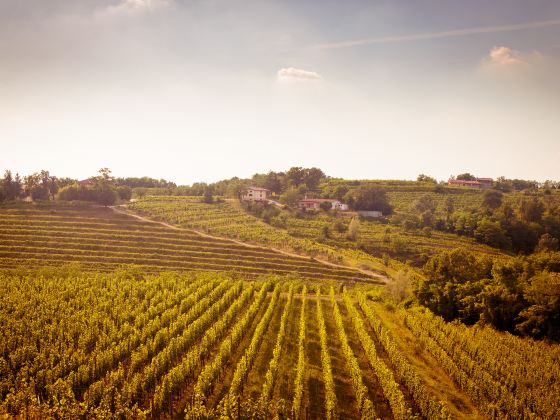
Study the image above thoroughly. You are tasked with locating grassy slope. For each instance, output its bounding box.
[129,194,502,273]
[129,196,398,277]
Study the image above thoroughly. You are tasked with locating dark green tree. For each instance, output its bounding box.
[345,185,392,214]
[519,197,545,223]
[517,272,560,340]
[482,190,503,210]
[456,173,476,181]
[535,233,559,252]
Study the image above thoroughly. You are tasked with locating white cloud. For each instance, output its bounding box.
[277,67,322,83]
[487,46,524,66]
[103,0,170,16]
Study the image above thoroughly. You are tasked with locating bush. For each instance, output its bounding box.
[116,186,132,201]
[57,184,117,206]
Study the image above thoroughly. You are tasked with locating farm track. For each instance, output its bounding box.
[113,204,388,282]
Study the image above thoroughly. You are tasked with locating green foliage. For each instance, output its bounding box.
[455,173,476,181]
[417,248,493,321]
[535,233,559,252]
[517,272,560,340]
[279,187,301,206]
[519,196,545,222]
[417,248,560,340]
[201,186,214,204]
[345,185,393,214]
[2,170,22,200]
[346,217,360,241]
[319,201,332,212]
[417,174,437,183]
[474,218,510,248]
[57,184,117,206]
[116,185,132,201]
[482,190,503,210]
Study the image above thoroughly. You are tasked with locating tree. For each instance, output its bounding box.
[97,188,118,206]
[384,271,411,302]
[285,167,326,190]
[226,179,248,198]
[332,185,349,201]
[417,174,437,183]
[319,201,332,212]
[279,187,300,206]
[262,172,283,194]
[201,186,214,204]
[444,197,455,223]
[346,217,360,241]
[456,173,476,181]
[482,190,503,210]
[519,197,544,223]
[517,272,560,340]
[94,168,115,188]
[2,170,21,200]
[477,283,523,331]
[411,194,437,213]
[417,248,492,320]
[535,233,559,252]
[345,185,392,214]
[286,167,305,187]
[116,186,132,201]
[474,218,510,248]
[302,168,325,190]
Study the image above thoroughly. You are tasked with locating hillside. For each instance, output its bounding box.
[0,202,375,283]
[129,195,502,267]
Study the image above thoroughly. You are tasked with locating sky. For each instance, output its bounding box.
[1,0,560,185]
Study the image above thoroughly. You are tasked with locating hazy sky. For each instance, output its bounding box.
[1,0,560,184]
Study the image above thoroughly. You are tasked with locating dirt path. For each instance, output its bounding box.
[109,205,387,283]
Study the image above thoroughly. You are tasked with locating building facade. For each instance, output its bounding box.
[241,187,270,202]
[448,178,493,189]
[297,198,349,211]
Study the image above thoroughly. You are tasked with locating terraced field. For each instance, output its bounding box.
[0,203,374,282]
[3,271,557,419]
[130,196,499,267]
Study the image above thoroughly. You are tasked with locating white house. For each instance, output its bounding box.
[241,187,270,202]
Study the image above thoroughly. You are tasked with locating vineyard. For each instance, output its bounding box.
[129,196,498,266]
[0,202,373,282]
[2,270,558,419]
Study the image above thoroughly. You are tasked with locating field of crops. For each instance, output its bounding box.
[2,270,558,419]
[387,188,560,216]
[0,203,373,282]
[130,196,498,267]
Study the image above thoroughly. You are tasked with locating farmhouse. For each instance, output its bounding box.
[448,177,493,189]
[241,186,270,202]
[297,198,349,211]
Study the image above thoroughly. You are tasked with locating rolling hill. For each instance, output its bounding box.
[0,202,376,283]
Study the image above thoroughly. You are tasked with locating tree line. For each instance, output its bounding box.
[392,189,560,254]
[415,248,560,341]
[0,169,177,206]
